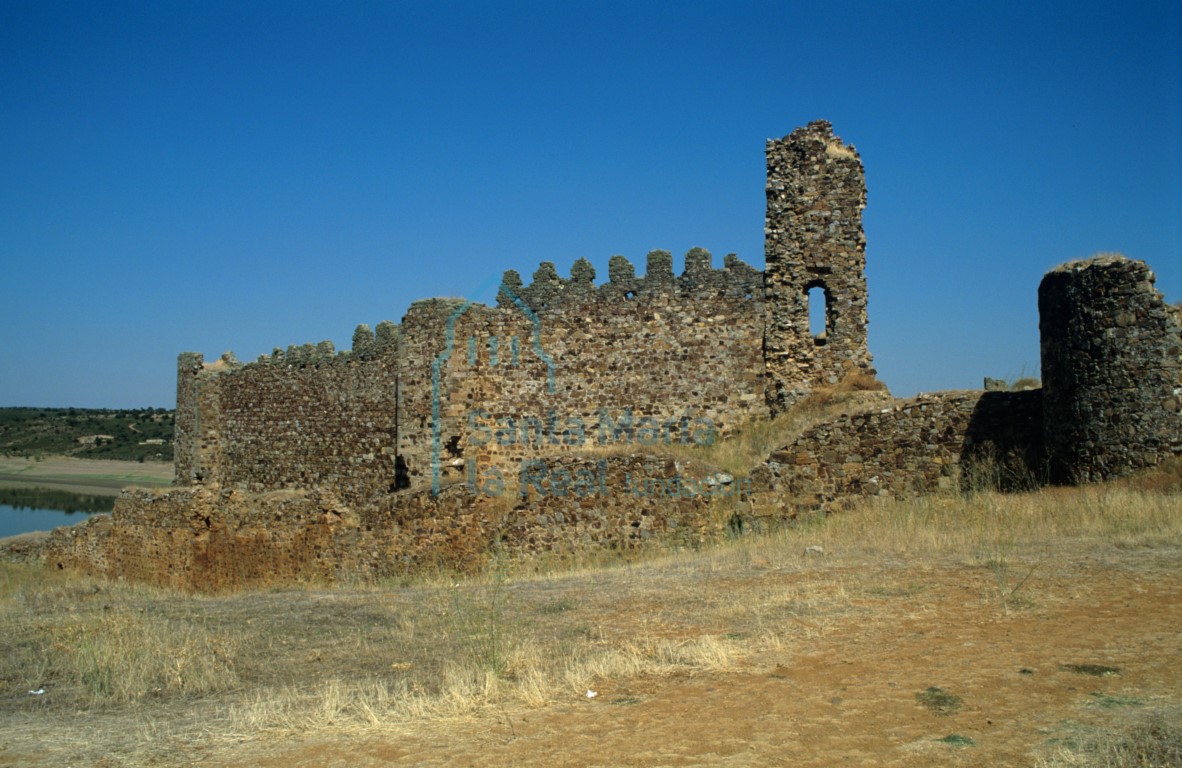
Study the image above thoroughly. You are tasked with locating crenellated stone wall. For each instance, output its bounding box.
[172,250,768,505]
[171,122,877,504]
[400,252,768,494]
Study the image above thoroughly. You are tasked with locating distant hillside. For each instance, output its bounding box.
[0,408,174,462]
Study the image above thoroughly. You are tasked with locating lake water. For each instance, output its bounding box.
[0,503,101,539]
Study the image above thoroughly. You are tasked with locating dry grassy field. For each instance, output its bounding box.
[1,463,1179,767]
[0,457,172,497]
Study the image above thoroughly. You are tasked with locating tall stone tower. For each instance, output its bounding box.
[764,120,874,413]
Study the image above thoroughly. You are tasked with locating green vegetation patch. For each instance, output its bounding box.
[0,407,174,462]
[935,734,975,747]
[917,686,963,715]
[1060,663,1121,677]
[0,486,115,513]
[1088,691,1143,709]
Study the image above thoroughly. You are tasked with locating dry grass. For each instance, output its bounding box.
[824,140,857,160]
[0,468,1179,764]
[1036,707,1182,767]
[683,373,889,476]
[536,372,889,477]
[0,569,237,707]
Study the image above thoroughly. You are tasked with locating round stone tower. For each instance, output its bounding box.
[1038,254,1182,483]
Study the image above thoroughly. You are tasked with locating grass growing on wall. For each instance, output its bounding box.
[574,372,892,476]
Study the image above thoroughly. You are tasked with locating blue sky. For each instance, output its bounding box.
[2,0,1179,408]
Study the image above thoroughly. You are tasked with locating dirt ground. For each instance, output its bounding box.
[9,548,1153,765]
[156,553,1179,767]
[1,483,1178,768]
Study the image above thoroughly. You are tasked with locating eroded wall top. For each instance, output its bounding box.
[764,120,873,412]
[1039,254,1182,482]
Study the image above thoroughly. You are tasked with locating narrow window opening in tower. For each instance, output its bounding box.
[807,286,828,344]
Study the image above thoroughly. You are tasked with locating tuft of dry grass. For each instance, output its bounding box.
[824,140,857,160]
[1036,707,1182,767]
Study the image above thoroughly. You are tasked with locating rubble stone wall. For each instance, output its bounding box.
[174,251,768,507]
[763,120,874,412]
[753,390,1044,514]
[44,119,1182,592]
[46,454,743,592]
[396,254,767,493]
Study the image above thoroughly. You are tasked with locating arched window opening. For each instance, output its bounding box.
[807,285,828,345]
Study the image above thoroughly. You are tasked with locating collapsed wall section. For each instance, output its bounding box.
[1039,255,1182,483]
[753,390,1043,515]
[764,120,874,412]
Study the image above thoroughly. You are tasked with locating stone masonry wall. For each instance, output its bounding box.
[396,251,767,494]
[213,348,401,503]
[173,332,401,506]
[57,125,1182,593]
[764,120,874,412]
[1039,255,1182,483]
[176,250,768,507]
[173,351,205,485]
[46,454,744,592]
[752,390,1043,515]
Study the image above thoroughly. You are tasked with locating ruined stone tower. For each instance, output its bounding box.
[763,120,873,412]
[1039,255,1182,483]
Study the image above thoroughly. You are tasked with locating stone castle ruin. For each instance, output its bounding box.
[46,121,1182,591]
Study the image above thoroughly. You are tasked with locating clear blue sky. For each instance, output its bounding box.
[2,0,1179,408]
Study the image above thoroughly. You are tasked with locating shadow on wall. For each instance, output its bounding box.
[959,389,1045,492]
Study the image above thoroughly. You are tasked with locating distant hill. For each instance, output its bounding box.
[0,408,174,462]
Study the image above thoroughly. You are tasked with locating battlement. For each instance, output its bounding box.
[228,318,403,370]
[201,249,762,376]
[497,249,762,312]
